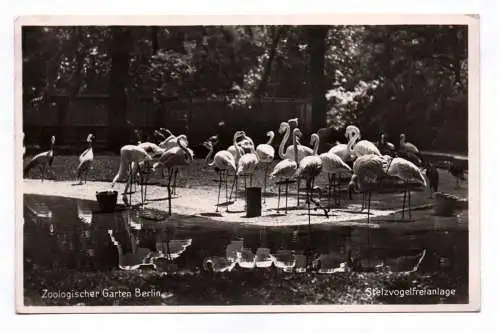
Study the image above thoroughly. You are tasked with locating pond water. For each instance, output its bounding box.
[23,194,468,278]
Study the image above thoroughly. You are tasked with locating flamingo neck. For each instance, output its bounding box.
[233,133,241,161]
[177,137,192,162]
[279,124,290,159]
[312,135,320,156]
[292,130,299,165]
[265,132,274,145]
[204,147,214,164]
[347,131,359,153]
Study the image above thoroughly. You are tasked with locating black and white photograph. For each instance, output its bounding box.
[15,15,479,313]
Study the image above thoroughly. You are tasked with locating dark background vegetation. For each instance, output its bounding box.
[22,25,468,153]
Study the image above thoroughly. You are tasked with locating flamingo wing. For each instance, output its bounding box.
[256,144,275,162]
[270,159,297,178]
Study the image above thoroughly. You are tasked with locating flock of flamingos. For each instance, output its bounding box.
[23,118,442,223]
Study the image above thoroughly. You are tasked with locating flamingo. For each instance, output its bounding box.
[157,134,193,196]
[270,128,301,214]
[278,121,313,206]
[319,149,352,208]
[111,144,153,206]
[23,135,56,181]
[238,133,255,154]
[345,125,381,159]
[256,131,275,201]
[236,134,259,189]
[376,133,396,156]
[226,131,246,163]
[279,122,313,162]
[153,136,194,216]
[297,133,325,224]
[347,154,388,223]
[385,156,427,220]
[203,139,237,213]
[75,133,95,184]
[398,133,423,165]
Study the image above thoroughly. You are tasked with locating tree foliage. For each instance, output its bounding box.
[22,25,468,152]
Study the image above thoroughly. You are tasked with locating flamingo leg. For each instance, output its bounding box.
[167,168,173,216]
[327,174,332,209]
[367,191,372,223]
[172,168,178,196]
[263,166,268,203]
[334,174,340,206]
[216,171,222,213]
[307,179,311,227]
[402,188,407,220]
[229,173,236,201]
[277,179,281,213]
[224,171,230,212]
[285,179,289,214]
[235,175,239,201]
[408,188,412,219]
[41,164,46,182]
[297,178,301,207]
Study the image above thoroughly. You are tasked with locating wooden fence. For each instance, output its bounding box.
[23,94,312,151]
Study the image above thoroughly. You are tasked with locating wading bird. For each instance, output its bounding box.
[376,133,396,156]
[398,133,423,165]
[153,136,194,216]
[255,131,275,201]
[319,149,352,208]
[297,133,325,224]
[270,128,301,214]
[203,139,237,213]
[75,133,95,184]
[278,121,313,206]
[23,135,56,181]
[385,156,427,220]
[347,154,388,223]
[345,125,381,159]
[237,133,259,189]
[111,144,153,206]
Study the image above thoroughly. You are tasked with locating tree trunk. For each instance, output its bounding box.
[253,26,287,100]
[108,27,132,151]
[308,26,329,132]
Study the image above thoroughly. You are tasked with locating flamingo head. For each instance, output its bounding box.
[50,136,56,145]
[202,140,213,151]
[292,128,303,142]
[287,118,299,129]
[233,131,244,141]
[160,128,173,136]
[345,125,359,140]
[310,133,320,146]
[86,133,95,143]
[266,130,274,138]
[380,133,386,142]
[399,133,406,143]
[278,122,289,134]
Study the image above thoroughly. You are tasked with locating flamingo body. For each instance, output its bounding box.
[385,157,427,187]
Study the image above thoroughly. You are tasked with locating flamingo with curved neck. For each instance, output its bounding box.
[270,128,301,214]
[346,125,381,159]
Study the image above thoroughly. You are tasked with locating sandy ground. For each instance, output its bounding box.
[22,168,469,230]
